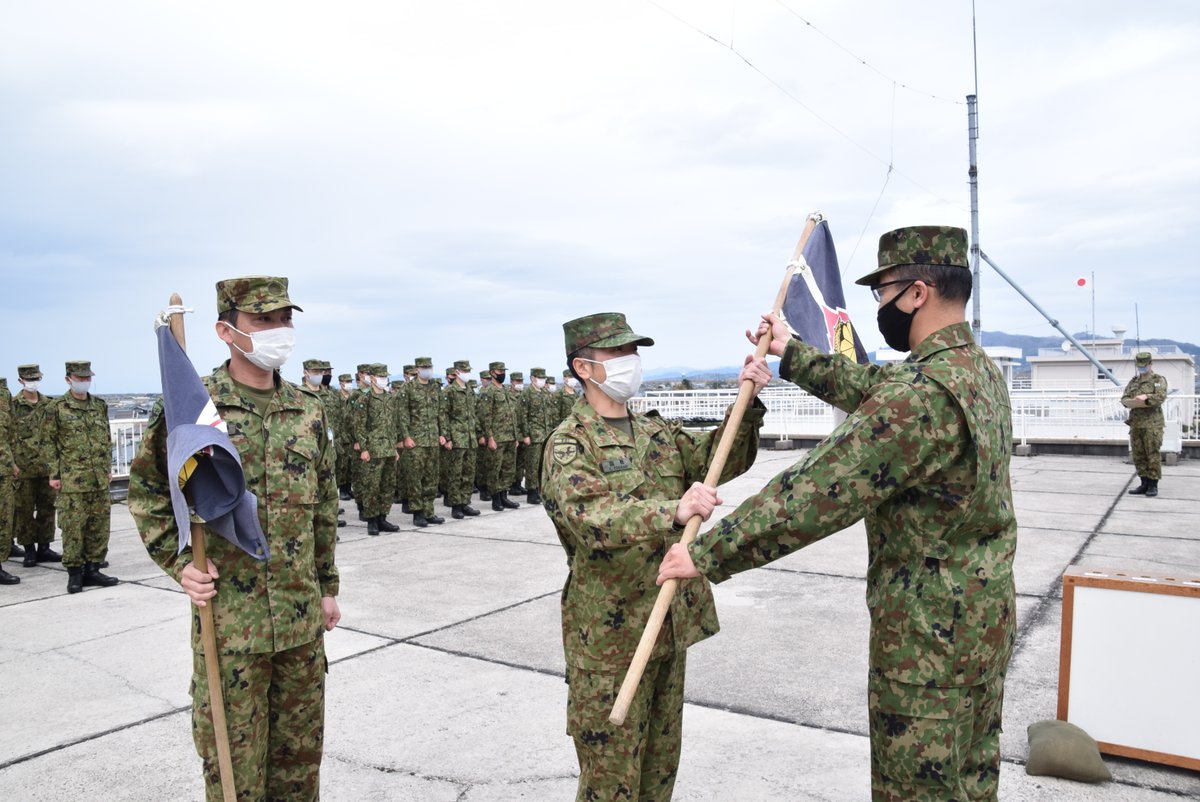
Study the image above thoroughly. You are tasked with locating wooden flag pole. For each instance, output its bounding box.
[168,293,238,802]
[609,215,820,726]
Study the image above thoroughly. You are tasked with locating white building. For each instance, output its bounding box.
[1026,331,1195,392]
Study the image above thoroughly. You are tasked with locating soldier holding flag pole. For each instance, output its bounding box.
[131,277,340,802]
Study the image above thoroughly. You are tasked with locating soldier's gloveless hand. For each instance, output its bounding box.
[674,482,722,526]
[180,558,220,607]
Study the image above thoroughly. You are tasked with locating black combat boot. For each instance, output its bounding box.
[357,502,368,521]
[1128,477,1148,495]
[23,546,39,568]
[413,514,428,528]
[82,563,119,588]
[479,488,491,501]
[508,483,526,496]
[426,513,445,525]
[451,505,465,520]
[367,517,380,536]
[339,485,353,501]
[526,490,541,505]
[337,518,347,528]
[492,494,504,512]
[67,567,84,594]
[378,516,400,533]
[461,504,480,517]
[1145,479,1159,497]
[37,543,62,563]
[501,491,520,510]
[0,566,19,585]
[10,541,24,559]
[401,501,411,514]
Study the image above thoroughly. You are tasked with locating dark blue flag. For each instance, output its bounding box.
[781,219,869,364]
[155,323,269,559]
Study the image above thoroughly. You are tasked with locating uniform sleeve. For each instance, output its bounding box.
[689,381,963,583]
[0,394,13,473]
[395,388,410,441]
[44,399,62,481]
[780,338,886,414]
[129,402,193,582]
[676,397,767,486]
[542,433,679,551]
[1146,377,1168,407]
[313,405,339,597]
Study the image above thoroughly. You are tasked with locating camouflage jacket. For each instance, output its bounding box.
[11,392,52,475]
[522,385,557,442]
[442,383,477,448]
[1122,371,1168,429]
[352,389,396,453]
[689,322,1017,687]
[397,380,442,446]
[557,388,580,425]
[314,385,343,440]
[0,384,12,475]
[480,383,520,443]
[44,391,110,492]
[130,363,339,656]
[542,395,765,672]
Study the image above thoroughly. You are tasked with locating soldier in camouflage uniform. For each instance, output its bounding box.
[1123,352,1168,497]
[303,360,346,528]
[45,360,118,593]
[557,368,580,425]
[509,371,528,496]
[480,361,521,511]
[475,370,490,499]
[130,276,340,802]
[0,378,18,585]
[12,364,62,567]
[442,360,481,519]
[352,364,400,536]
[336,373,355,499]
[397,357,445,527]
[659,226,1018,802]
[542,313,769,802]
[348,363,373,514]
[520,367,556,505]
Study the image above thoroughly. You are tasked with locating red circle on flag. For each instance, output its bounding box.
[1077,277,1087,286]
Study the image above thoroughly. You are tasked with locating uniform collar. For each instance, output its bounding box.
[906,321,974,363]
[207,362,306,412]
[574,397,637,447]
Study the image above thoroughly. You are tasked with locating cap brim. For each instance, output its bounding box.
[235,302,303,313]
[589,333,655,349]
[854,266,890,286]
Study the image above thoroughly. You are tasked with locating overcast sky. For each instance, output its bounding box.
[2,1,1196,392]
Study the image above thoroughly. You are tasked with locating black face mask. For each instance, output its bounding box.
[876,283,917,352]
[494,372,506,384]
[321,374,332,387]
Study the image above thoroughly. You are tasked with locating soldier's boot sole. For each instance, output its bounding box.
[0,568,19,585]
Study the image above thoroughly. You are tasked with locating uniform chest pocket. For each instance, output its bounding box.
[283,437,321,504]
[599,447,646,498]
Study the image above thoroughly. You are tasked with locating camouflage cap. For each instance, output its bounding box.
[356,363,371,375]
[413,356,432,368]
[479,370,489,380]
[302,359,324,371]
[317,360,332,371]
[468,379,478,388]
[371,363,389,377]
[403,364,416,375]
[17,364,42,381]
[546,376,557,384]
[215,275,303,314]
[1135,352,1153,366]
[338,373,352,382]
[562,368,572,377]
[0,378,6,392]
[510,371,524,382]
[563,312,654,355]
[530,367,546,378]
[445,367,457,378]
[489,361,506,372]
[65,360,94,377]
[390,379,405,390]
[453,359,472,372]
[856,225,970,286]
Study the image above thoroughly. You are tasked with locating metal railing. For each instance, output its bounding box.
[633,387,1199,452]
[110,419,149,479]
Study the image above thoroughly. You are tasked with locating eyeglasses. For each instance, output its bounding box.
[870,279,935,302]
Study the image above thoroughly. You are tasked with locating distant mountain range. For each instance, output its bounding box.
[644,332,1199,381]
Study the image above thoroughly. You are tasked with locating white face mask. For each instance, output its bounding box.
[374,376,388,390]
[70,380,92,395]
[418,368,433,381]
[22,381,40,393]
[533,377,545,389]
[565,377,578,389]
[341,382,352,392]
[224,323,295,371]
[304,373,322,387]
[580,353,643,404]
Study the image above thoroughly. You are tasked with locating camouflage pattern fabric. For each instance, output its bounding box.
[131,363,339,655]
[567,653,685,802]
[687,322,1016,800]
[406,447,440,516]
[542,395,764,800]
[350,389,396,518]
[857,225,970,286]
[335,389,355,489]
[562,312,655,353]
[442,381,478,506]
[397,380,443,513]
[0,381,12,561]
[511,381,528,488]
[557,385,580,426]
[11,391,58,545]
[190,637,326,802]
[215,275,302,315]
[521,382,558,492]
[44,391,111,568]
[1122,369,1168,480]
[480,380,520,493]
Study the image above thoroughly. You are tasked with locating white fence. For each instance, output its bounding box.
[110,419,149,479]
[632,387,1199,452]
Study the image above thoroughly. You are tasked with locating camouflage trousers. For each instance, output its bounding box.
[567,653,685,802]
[439,446,450,495]
[58,489,110,568]
[0,476,12,561]
[1130,426,1163,480]
[191,637,327,802]
[394,448,408,500]
[444,447,477,506]
[335,439,353,489]
[868,674,1005,802]
[356,453,395,518]
[475,445,487,488]
[406,446,440,516]
[523,438,547,492]
[485,441,518,494]
[514,442,527,486]
[14,475,57,545]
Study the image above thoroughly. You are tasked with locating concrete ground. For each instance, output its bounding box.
[1,452,1198,801]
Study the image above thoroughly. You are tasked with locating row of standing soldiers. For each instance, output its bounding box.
[1,362,120,591]
[299,358,581,533]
